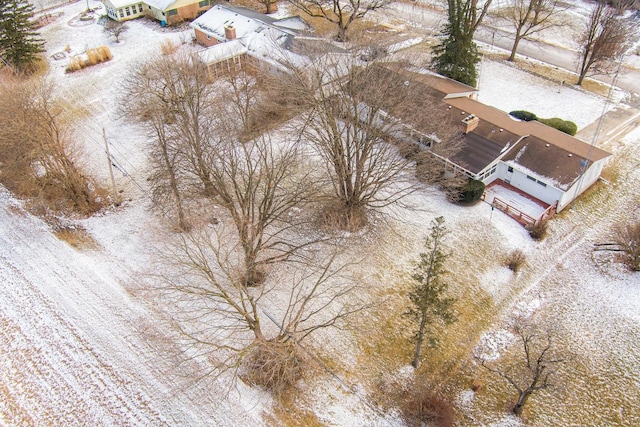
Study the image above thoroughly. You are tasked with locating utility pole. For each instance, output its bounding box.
[103,128,120,205]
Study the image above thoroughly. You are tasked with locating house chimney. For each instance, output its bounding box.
[224,25,236,41]
[461,114,479,134]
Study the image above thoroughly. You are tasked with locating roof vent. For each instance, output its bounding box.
[546,143,550,147]
[499,128,503,132]
[568,154,573,157]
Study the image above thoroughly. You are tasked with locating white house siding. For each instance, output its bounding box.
[104,1,145,21]
[501,166,564,208]
[556,158,607,212]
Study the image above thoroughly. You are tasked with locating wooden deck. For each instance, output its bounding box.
[483,180,556,226]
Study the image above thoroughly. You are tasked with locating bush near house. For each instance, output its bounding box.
[539,117,578,136]
[509,110,578,136]
[509,110,537,121]
[460,178,485,203]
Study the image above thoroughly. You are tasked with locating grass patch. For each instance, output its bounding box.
[53,225,99,250]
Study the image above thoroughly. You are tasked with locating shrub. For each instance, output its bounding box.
[160,39,178,55]
[401,390,455,427]
[613,221,640,271]
[65,46,112,73]
[509,110,537,121]
[460,178,485,204]
[539,117,578,136]
[506,249,526,272]
[527,220,548,240]
[242,340,304,396]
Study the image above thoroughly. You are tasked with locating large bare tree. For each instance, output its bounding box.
[205,134,319,286]
[495,0,567,62]
[281,56,461,230]
[287,0,387,41]
[124,51,321,285]
[160,231,362,394]
[478,321,568,417]
[576,0,637,86]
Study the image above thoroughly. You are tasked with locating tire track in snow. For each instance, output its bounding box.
[0,244,168,426]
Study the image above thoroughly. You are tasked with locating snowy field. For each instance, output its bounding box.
[2,1,639,425]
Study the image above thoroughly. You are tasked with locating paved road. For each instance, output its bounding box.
[388,3,640,96]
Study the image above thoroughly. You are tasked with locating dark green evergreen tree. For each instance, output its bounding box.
[431,0,493,87]
[0,0,45,71]
[407,216,457,369]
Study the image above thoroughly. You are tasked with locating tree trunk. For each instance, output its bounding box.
[411,311,429,368]
[335,22,348,42]
[508,34,523,62]
[512,390,532,416]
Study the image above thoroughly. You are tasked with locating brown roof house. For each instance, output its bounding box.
[373,65,611,219]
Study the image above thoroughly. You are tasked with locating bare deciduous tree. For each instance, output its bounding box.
[206,135,319,286]
[478,321,568,417]
[287,0,387,41]
[281,56,461,230]
[121,54,199,230]
[495,0,567,62]
[576,0,637,86]
[257,0,279,14]
[160,231,361,394]
[103,19,128,43]
[0,76,102,214]
[613,220,640,271]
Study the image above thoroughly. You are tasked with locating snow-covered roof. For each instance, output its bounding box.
[104,0,141,9]
[271,16,307,31]
[196,39,248,65]
[143,0,175,11]
[191,5,302,42]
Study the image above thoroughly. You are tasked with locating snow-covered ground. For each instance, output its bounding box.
[2,1,639,426]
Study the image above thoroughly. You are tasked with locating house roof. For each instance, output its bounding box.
[196,39,247,65]
[393,66,478,98]
[444,95,611,184]
[105,0,141,8]
[445,96,610,163]
[371,65,611,187]
[144,0,175,11]
[191,5,304,42]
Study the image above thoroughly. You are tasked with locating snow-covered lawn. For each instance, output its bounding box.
[1,1,639,425]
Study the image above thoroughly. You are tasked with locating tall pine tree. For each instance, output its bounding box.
[0,0,45,71]
[431,0,493,87]
[407,216,457,369]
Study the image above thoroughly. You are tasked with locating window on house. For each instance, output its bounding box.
[199,0,209,7]
[536,179,547,187]
[526,175,536,182]
[119,8,124,17]
[125,7,130,15]
[138,4,143,13]
[205,34,210,40]
[507,166,514,173]
[167,9,178,16]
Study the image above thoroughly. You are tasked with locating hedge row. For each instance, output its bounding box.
[509,110,578,136]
